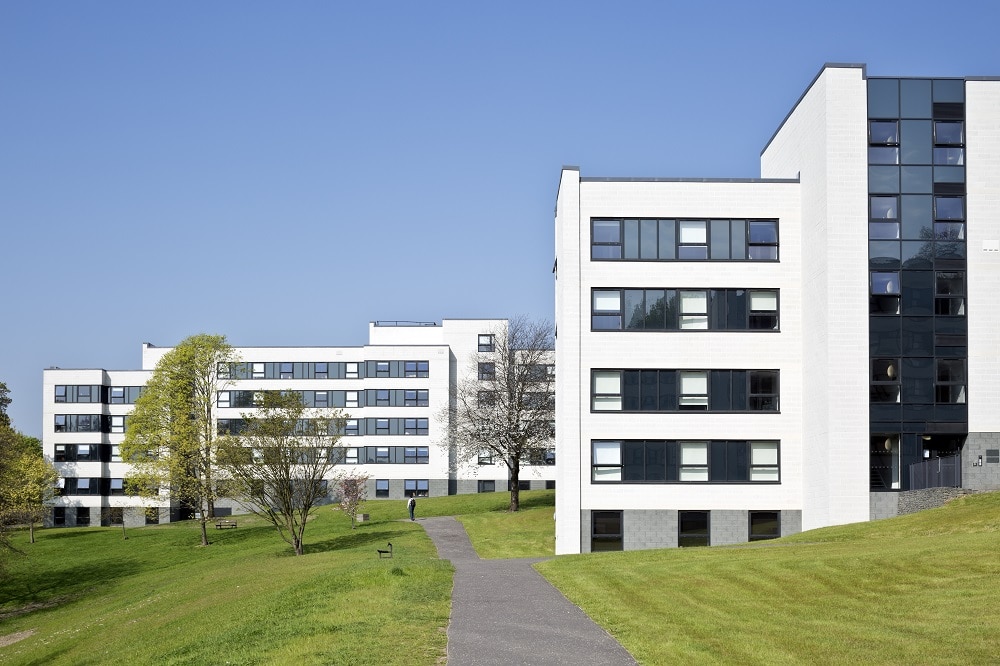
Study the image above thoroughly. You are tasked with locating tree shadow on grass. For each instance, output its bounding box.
[0,558,143,613]
[306,527,413,555]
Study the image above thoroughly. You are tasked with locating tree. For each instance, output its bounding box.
[216,391,346,555]
[121,334,236,547]
[3,450,59,544]
[0,381,11,429]
[445,317,554,512]
[0,384,54,556]
[336,472,369,530]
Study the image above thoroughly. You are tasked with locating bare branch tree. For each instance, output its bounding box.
[216,391,345,555]
[444,316,554,511]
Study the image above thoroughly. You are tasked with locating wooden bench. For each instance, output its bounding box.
[215,519,237,529]
[377,542,393,558]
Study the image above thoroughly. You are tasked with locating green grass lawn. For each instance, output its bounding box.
[3,489,998,665]
[536,491,1000,665]
[0,490,554,665]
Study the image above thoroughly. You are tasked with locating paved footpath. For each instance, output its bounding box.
[419,516,637,666]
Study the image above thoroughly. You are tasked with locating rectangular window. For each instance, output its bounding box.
[314,391,329,408]
[404,389,428,407]
[376,362,390,378]
[478,362,496,380]
[935,359,966,404]
[748,371,779,411]
[935,271,965,315]
[404,447,429,464]
[109,478,125,495]
[404,418,428,435]
[591,510,623,552]
[679,291,708,329]
[748,221,778,260]
[376,390,390,406]
[679,372,708,410]
[110,416,126,434]
[478,449,493,465]
[679,442,709,481]
[592,371,622,411]
[592,218,778,262]
[750,442,780,481]
[345,420,359,437]
[678,511,710,547]
[375,447,390,463]
[345,363,360,379]
[478,480,496,493]
[218,392,231,408]
[592,441,622,482]
[279,362,293,379]
[404,479,428,498]
[314,362,328,379]
[375,419,390,436]
[478,334,495,352]
[345,391,359,408]
[748,290,779,330]
[592,290,623,330]
[345,447,358,464]
[109,387,126,404]
[749,511,780,541]
[375,479,389,498]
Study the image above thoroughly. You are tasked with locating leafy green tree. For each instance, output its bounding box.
[216,391,346,555]
[0,381,11,430]
[444,317,554,512]
[3,450,59,543]
[121,334,236,547]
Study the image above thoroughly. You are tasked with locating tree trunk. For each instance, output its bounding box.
[199,518,209,546]
[29,521,35,544]
[293,536,303,556]
[121,520,128,540]
[509,461,520,512]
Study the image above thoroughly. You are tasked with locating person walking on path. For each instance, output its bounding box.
[407,495,416,521]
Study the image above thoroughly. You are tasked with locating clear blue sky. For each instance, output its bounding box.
[2,1,999,437]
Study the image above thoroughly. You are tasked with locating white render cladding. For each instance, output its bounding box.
[43,319,556,527]
[555,63,1000,554]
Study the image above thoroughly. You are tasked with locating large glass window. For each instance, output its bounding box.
[749,291,778,330]
[678,511,709,547]
[591,511,623,552]
[749,512,780,541]
[404,479,428,497]
[592,288,778,332]
[375,479,389,498]
[592,218,779,262]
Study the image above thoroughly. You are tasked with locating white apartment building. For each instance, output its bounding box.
[555,64,1000,554]
[44,319,555,527]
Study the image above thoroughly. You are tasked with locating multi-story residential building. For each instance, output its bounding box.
[44,319,556,527]
[554,63,1000,554]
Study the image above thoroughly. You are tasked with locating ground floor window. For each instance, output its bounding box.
[509,480,531,491]
[106,507,124,525]
[591,510,623,551]
[52,507,65,526]
[375,479,389,498]
[749,511,780,541]
[678,510,709,547]
[145,510,159,525]
[545,480,555,490]
[76,510,91,527]
[478,480,495,493]
[404,479,428,497]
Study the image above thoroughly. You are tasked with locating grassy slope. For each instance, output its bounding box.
[0,490,554,665]
[536,492,1000,665]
